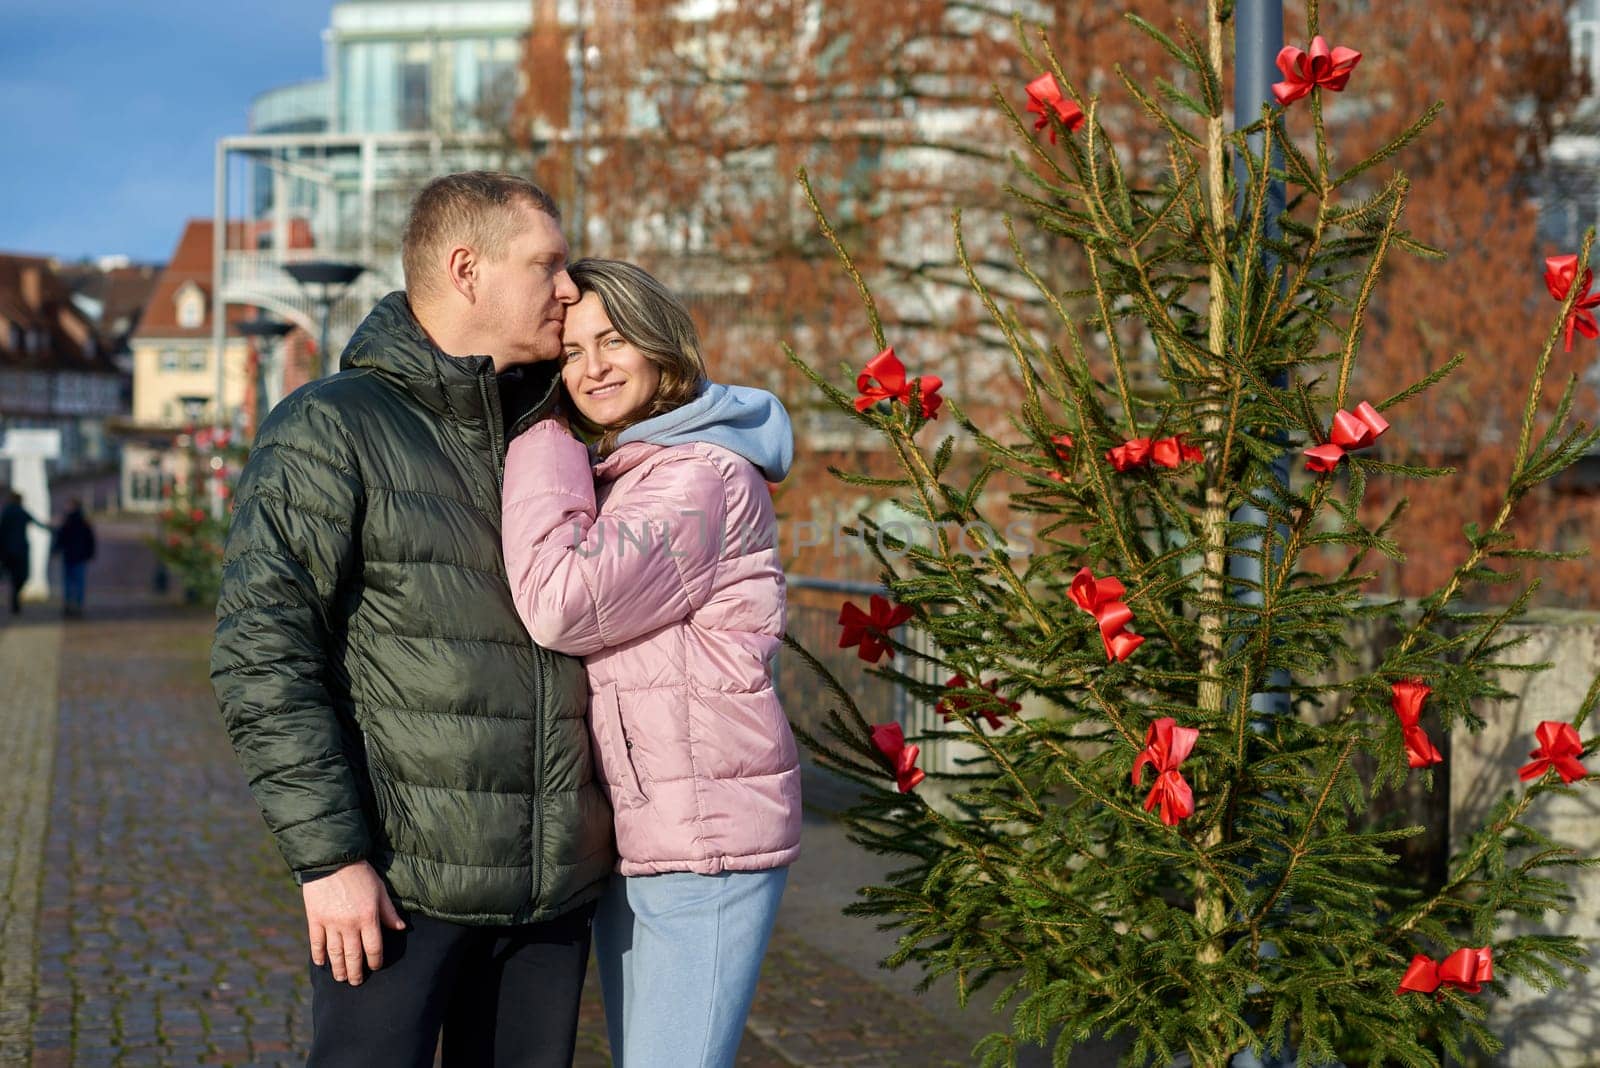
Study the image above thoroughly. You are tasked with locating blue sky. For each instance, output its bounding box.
[0,0,333,264]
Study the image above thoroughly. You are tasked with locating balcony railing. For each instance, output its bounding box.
[220,249,399,351]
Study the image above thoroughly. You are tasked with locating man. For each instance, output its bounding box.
[211,172,613,1067]
[52,499,96,617]
[0,490,47,615]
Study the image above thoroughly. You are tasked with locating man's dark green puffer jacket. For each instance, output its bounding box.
[210,292,614,925]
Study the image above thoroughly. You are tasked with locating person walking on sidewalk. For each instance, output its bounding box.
[502,259,802,1068]
[210,172,614,1068]
[51,499,96,618]
[0,490,48,615]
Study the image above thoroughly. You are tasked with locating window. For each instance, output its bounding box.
[185,348,209,373]
[454,37,521,132]
[339,40,401,132]
[176,285,205,329]
[400,41,432,131]
[159,348,181,372]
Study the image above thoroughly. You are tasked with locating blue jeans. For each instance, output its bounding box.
[62,561,86,611]
[595,868,788,1068]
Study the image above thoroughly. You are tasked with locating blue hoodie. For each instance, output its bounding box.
[615,382,794,482]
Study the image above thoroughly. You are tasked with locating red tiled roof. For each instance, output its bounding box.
[56,262,162,342]
[0,254,115,372]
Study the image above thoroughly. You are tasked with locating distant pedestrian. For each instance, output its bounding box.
[52,499,96,618]
[0,490,48,615]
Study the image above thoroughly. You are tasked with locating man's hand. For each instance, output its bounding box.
[303,861,406,986]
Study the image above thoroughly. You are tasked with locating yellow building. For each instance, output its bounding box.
[120,221,252,512]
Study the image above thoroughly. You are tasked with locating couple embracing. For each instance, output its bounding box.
[210,171,802,1067]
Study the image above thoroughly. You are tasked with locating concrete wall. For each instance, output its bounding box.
[1449,613,1600,1067]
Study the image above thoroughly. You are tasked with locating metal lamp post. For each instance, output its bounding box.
[235,316,293,437]
[285,261,367,379]
[1230,0,1290,723]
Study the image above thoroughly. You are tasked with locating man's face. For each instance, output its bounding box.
[472,202,578,369]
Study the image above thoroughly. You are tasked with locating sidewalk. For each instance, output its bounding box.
[0,519,1011,1067]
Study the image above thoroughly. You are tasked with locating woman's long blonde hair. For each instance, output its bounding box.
[565,259,708,454]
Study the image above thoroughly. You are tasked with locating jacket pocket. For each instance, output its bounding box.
[593,685,648,805]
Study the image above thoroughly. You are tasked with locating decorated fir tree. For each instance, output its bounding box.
[787,3,1599,1065]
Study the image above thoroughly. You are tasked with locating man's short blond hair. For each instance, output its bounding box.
[401,171,561,303]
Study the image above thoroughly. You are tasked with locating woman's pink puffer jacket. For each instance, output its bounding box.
[502,419,801,876]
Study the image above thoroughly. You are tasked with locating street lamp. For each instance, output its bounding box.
[285,260,367,379]
[235,315,293,436]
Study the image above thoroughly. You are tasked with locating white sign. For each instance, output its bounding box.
[0,429,62,601]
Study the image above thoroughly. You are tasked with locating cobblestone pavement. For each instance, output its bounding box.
[0,520,992,1067]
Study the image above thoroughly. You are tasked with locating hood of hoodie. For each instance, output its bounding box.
[612,382,793,482]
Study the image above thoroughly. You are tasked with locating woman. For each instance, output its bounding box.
[501,259,801,1067]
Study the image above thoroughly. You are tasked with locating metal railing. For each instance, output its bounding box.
[220,250,398,353]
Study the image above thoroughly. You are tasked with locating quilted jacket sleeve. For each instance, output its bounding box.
[502,421,726,656]
[210,391,372,876]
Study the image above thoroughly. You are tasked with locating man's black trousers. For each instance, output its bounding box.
[307,901,596,1067]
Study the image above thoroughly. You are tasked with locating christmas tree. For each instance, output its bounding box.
[787,3,1599,1065]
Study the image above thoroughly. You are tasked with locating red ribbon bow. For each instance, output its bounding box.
[870,722,925,793]
[1131,717,1198,826]
[1025,73,1085,143]
[1108,435,1201,472]
[1272,36,1362,106]
[854,347,943,419]
[1518,720,1588,784]
[1047,433,1075,482]
[1543,255,1600,352]
[1397,946,1494,996]
[1069,567,1144,661]
[1304,401,1390,472]
[1151,434,1204,469]
[937,674,1021,730]
[1390,679,1443,769]
[838,595,914,664]
[1107,437,1153,472]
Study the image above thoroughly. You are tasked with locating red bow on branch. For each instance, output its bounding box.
[855,347,943,419]
[1272,36,1362,106]
[1390,679,1443,770]
[1107,437,1153,472]
[1108,435,1201,472]
[1304,401,1390,472]
[1069,567,1144,661]
[1397,946,1494,997]
[1152,435,1204,469]
[1543,255,1600,352]
[1047,433,1075,482]
[838,595,914,664]
[1025,72,1085,143]
[870,722,925,793]
[937,674,1021,730]
[1518,720,1588,784]
[1131,717,1198,826]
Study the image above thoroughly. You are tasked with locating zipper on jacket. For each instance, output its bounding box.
[479,370,507,492]
[531,653,545,903]
[480,367,544,906]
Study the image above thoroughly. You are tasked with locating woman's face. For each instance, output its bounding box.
[560,292,662,428]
